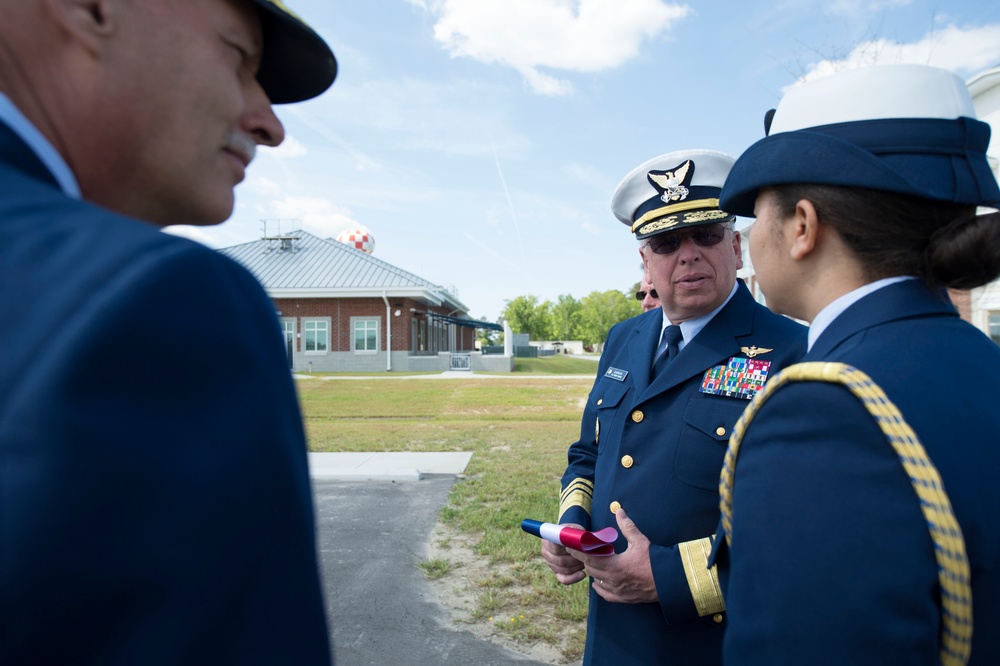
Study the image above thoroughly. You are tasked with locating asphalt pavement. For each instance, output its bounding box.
[313,473,555,665]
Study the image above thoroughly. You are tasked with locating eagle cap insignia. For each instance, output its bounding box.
[648,160,694,204]
[741,345,773,358]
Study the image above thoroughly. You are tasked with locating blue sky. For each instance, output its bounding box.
[167,0,1000,321]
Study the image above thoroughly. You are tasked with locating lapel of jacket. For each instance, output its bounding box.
[806,280,957,360]
[639,282,755,401]
[0,119,63,191]
[627,309,664,395]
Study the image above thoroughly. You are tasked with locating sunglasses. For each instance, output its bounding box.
[635,289,658,301]
[645,224,729,255]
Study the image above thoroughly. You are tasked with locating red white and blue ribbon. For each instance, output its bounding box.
[520,519,618,556]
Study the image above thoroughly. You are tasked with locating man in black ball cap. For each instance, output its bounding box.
[0,1,338,662]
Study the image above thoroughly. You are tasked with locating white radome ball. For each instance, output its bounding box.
[336,228,375,254]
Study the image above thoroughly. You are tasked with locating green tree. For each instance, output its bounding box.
[577,289,641,347]
[501,295,552,340]
[474,315,500,347]
[549,294,582,340]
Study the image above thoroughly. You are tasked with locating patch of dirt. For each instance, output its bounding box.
[423,520,580,665]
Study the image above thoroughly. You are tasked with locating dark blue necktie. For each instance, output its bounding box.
[652,325,683,377]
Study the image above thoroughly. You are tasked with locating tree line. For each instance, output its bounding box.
[486,286,643,348]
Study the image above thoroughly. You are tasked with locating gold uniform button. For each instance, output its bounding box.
[713,614,723,624]
[609,501,621,514]
[716,426,726,437]
[597,398,603,406]
[621,455,634,469]
[631,410,644,423]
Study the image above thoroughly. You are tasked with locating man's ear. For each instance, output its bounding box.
[41,0,117,54]
[731,229,744,270]
[640,259,652,285]
[789,199,820,261]
[639,245,650,272]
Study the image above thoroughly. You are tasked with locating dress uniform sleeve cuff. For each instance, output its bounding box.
[558,477,593,525]
[679,537,726,617]
[653,537,726,623]
[557,506,591,531]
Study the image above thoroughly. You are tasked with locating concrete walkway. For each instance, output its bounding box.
[309,452,561,664]
[315,478,555,665]
[308,451,474,481]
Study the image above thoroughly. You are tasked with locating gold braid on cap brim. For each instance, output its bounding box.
[631,198,725,233]
[719,362,973,666]
[635,210,732,237]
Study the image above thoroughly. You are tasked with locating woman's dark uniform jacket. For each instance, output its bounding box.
[716,280,1000,665]
[0,122,332,662]
[558,280,806,664]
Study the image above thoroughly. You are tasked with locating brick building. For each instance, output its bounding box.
[219,230,508,372]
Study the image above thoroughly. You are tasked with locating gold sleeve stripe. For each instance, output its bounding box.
[560,478,593,502]
[678,537,726,617]
[559,478,594,522]
[720,362,972,666]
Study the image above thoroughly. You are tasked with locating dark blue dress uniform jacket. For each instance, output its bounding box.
[0,122,332,664]
[559,281,806,665]
[716,280,1000,665]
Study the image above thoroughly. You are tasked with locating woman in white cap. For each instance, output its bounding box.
[714,64,1000,665]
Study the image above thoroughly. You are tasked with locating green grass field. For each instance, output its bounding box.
[512,355,600,374]
[297,361,598,661]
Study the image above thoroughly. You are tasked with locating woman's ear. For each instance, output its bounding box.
[789,198,820,261]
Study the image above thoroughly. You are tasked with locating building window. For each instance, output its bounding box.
[413,318,427,353]
[353,318,379,353]
[304,319,329,353]
[989,313,1000,345]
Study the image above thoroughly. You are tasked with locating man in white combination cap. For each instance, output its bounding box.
[541,149,806,664]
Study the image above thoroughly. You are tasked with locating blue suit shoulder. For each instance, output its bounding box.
[0,170,331,664]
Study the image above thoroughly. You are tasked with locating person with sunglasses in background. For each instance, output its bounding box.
[541,150,806,665]
[636,274,661,312]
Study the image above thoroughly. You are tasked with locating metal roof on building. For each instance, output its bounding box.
[218,230,468,312]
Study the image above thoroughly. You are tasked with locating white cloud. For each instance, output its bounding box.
[428,0,691,95]
[161,225,218,246]
[253,195,364,239]
[242,176,282,197]
[793,23,1000,87]
[260,134,308,158]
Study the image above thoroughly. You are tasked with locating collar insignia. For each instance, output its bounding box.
[741,345,773,358]
[648,160,693,205]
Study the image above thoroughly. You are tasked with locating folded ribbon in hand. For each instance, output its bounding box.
[520,519,618,556]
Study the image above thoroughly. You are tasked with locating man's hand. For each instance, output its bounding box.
[541,523,587,585]
[582,508,657,604]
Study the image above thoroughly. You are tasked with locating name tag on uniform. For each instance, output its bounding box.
[700,357,772,400]
[605,367,628,382]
